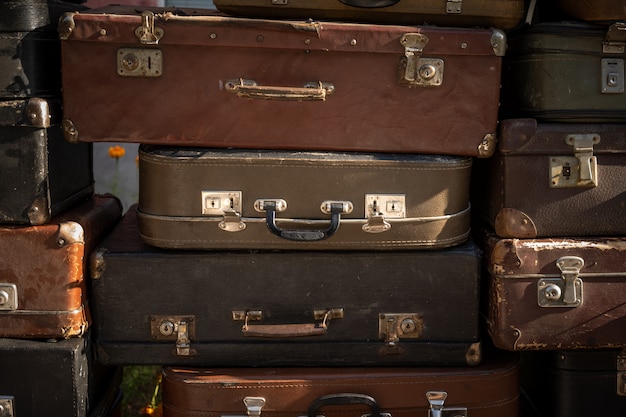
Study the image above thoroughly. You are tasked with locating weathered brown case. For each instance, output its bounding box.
[472,118,626,238]
[161,350,520,417]
[212,0,526,30]
[59,7,504,157]
[477,225,626,351]
[138,146,472,250]
[91,208,482,367]
[556,0,626,23]
[0,195,122,339]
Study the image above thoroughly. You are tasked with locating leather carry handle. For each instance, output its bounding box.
[225,79,335,101]
[339,0,399,8]
[308,394,381,417]
[256,200,352,242]
[242,310,331,338]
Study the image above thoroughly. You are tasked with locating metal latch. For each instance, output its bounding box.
[0,396,14,417]
[426,392,467,417]
[223,397,266,417]
[537,256,583,307]
[201,191,246,232]
[379,313,423,346]
[150,315,196,356]
[0,284,17,311]
[399,33,444,87]
[601,58,624,94]
[549,134,600,188]
[271,0,288,4]
[117,48,162,77]
[618,349,626,396]
[446,0,462,14]
[602,22,626,54]
[135,11,164,45]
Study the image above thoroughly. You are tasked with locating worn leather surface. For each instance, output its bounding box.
[472,118,626,237]
[0,195,122,338]
[161,350,520,417]
[60,7,502,156]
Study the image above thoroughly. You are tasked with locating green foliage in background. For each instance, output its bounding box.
[121,366,162,417]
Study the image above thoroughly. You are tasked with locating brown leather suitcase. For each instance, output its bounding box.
[212,0,526,30]
[59,7,505,157]
[137,146,471,250]
[471,118,626,238]
[477,225,626,351]
[161,350,520,417]
[0,195,122,339]
[91,208,482,367]
[556,0,626,23]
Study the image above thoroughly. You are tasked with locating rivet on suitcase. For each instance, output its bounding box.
[137,146,472,250]
[59,7,505,157]
[91,208,483,367]
[0,195,122,339]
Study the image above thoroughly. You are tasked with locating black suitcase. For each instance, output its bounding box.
[0,1,87,99]
[0,120,93,225]
[0,332,122,417]
[521,350,626,417]
[90,208,483,367]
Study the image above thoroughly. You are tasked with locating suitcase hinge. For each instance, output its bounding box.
[223,397,266,417]
[0,284,18,311]
[379,313,423,346]
[446,0,462,14]
[618,349,626,396]
[426,392,467,417]
[602,22,626,54]
[549,134,600,188]
[399,34,444,87]
[150,315,196,357]
[0,396,15,417]
[135,11,164,45]
[537,256,584,308]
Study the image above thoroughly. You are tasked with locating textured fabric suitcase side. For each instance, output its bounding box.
[161,350,520,417]
[91,208,482,367]
[0,195,122,338]
[137,147,472,250]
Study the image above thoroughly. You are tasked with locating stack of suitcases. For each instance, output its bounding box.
[472,0,626,415]
[1,0,625,416]
[0,1,124,416]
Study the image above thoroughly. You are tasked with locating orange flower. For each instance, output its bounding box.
[108,145,126,159]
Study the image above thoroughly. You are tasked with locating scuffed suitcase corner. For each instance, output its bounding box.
[62,118,79,143]
[58,12,77,41]
[90,247,107,280]
[466,341,482,366]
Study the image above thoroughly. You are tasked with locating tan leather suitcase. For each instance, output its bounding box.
[59,7,505,157]
[556,0,626,23]
[137,146,472,250]
[477,225,626,351]
[0,195,122,339]
[161,350,520,417]
[212,0,526,30]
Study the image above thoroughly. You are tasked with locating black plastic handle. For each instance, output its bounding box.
[339,0,399,8]
[263,201,342,242]
[308,394,381,417]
